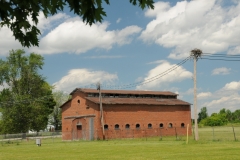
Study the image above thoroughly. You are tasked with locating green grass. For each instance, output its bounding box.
[0,126,240,160]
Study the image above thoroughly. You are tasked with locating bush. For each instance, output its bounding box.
[200,114,228,126]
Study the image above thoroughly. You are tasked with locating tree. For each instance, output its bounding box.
[219,108,226,115]
[0,49,56,133]
[225,109,233,121]
[198,107,208,123]
[233,109,240,122]
[0,0,154,47]
[49,91,70,130]
[200,114,228,126]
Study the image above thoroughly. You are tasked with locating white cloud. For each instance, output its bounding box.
[203,95,240,113]
[197,92,212,99]
[212,67,231,75]
[228,46,240,55]
[116,18,121,24]
[0,13,141,55]
[30,17,141,54]
[53,69,118,92]
[199,81,240,114]
[147,60,167,64]
[136,61,192,90]
[222,81,240,91]
[36,12,69,33]
[0,12,70,56]
[140,0,240,59]
[0,26,23,56]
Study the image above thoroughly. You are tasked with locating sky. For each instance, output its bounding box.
[0,0,240,116]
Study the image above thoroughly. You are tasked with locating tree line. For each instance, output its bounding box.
[198,107,240,126]
[0,49,69,134]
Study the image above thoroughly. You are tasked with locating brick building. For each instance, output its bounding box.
[61,88,192,140]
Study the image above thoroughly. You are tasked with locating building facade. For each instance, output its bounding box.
[61,88,192,140]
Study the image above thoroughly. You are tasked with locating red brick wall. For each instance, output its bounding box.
[61,91,192,140]
[61,91,100,140]
[101,104,191,139]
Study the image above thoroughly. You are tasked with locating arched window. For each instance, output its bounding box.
[104,124,108,130]
[168,123,173,128]
[148,123,152,129]
[136,124,140,129]
[115,124,120,130]
[125,124,130,129]
[181,123,185,128]
[159,123,164,128]
[77,99,80,104]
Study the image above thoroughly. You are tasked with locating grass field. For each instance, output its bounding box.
[1,126,240,160]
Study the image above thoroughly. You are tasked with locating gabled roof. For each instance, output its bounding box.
[59,99,71,108]
[85,97,190,106]
[70,88,177,96]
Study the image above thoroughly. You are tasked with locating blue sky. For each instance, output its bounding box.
[0,0,240,116]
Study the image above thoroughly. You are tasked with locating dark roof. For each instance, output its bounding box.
[85,97,190,106]
[70,88,177,96]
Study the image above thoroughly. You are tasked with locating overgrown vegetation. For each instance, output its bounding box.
[198,107,240,126]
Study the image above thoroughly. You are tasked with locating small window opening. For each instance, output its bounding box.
[77,99,80,104]
[160,123,164,128]
[168,123,173,128]
[148,123,152,129]
[136,124,140,129]
[181,123,185,128]
[125,124,130,129]
[77,125,82,130]
[104,124,108,130]
[115,124,120,130]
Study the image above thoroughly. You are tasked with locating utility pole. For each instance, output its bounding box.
[191,49,202,141]
[97,82,105,140]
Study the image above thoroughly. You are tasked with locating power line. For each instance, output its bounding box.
[201,58,240,61]
[203,53,240,56]
[101,56,191,89]
[203,55,240,58]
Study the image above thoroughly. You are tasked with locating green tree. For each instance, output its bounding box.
[0,0,154,47]
[0,49,56,133]
[202,114,228,126]
[225,109,233,122]
[233,109,240,122]
[219,108,226,115]
[198,107,208,123]
[49,91,70,130]
[201,113,228,126]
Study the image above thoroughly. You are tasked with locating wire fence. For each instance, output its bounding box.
[196,126,240,141]
[0,131,62,145]
[1,126,240,146]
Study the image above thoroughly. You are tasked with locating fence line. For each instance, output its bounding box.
[1,126,239,145]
